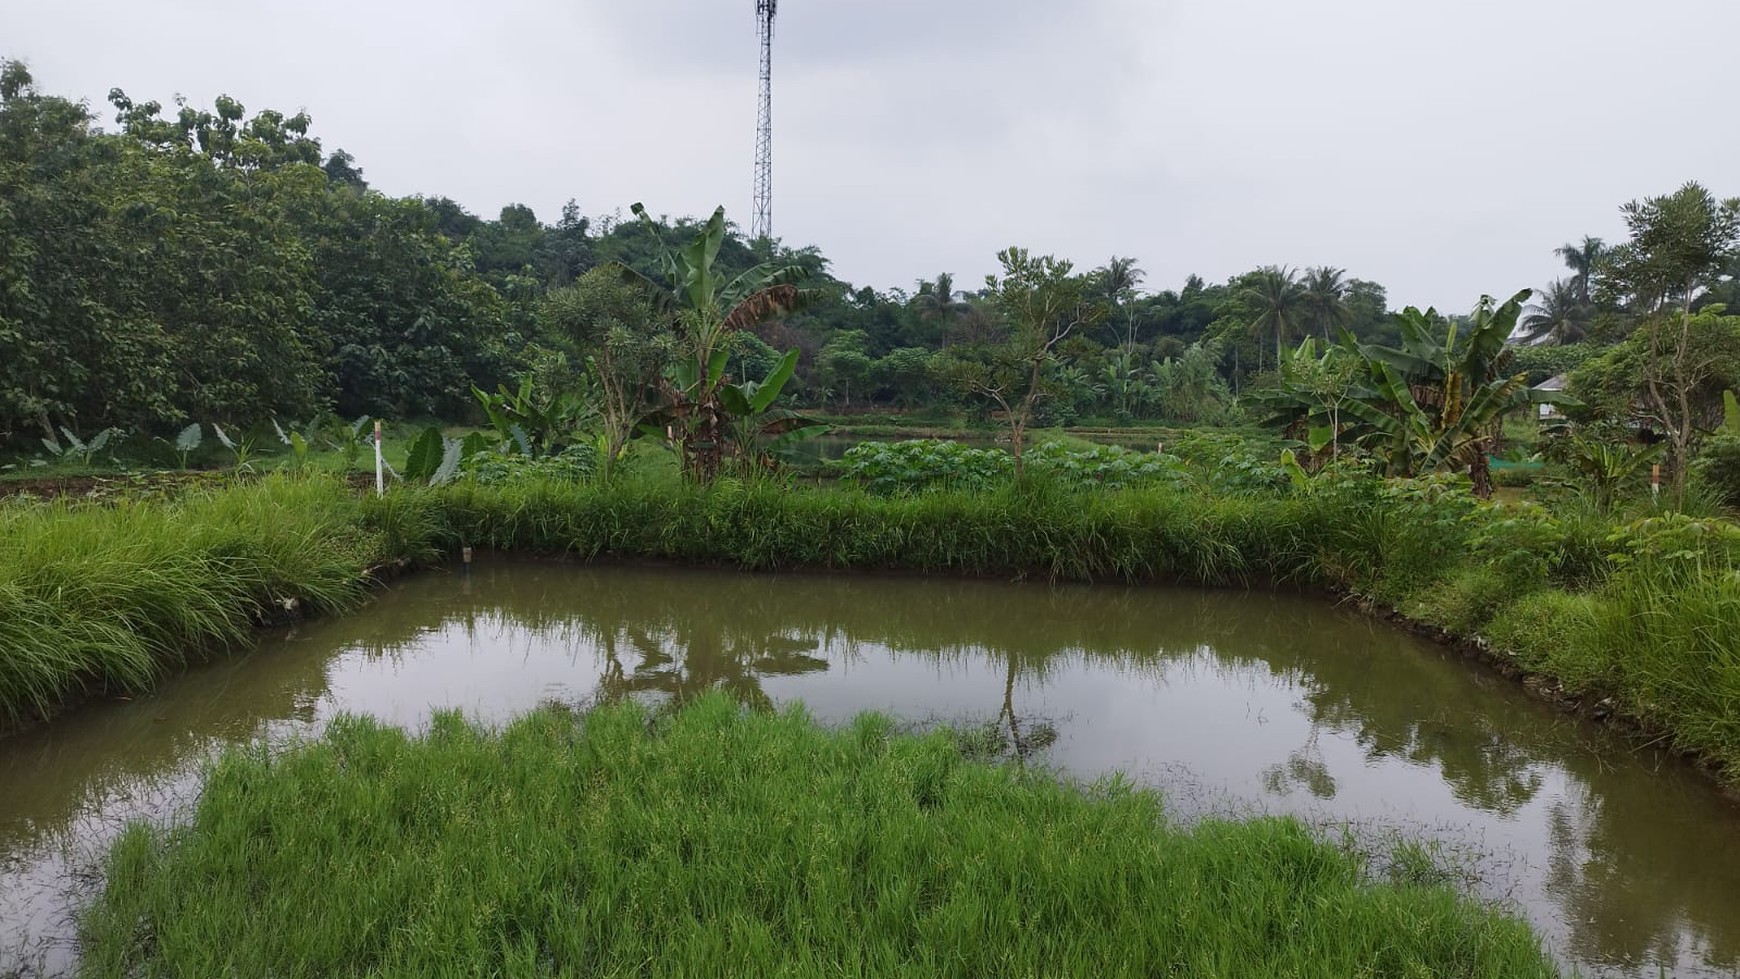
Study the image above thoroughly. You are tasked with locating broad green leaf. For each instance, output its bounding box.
[706,347,730,386]
[431,437,465,486]
[718,384,753,417]
[402,426,445,481]
[176,423,203,453]
[460,432,490,461]
[751,349,801,413]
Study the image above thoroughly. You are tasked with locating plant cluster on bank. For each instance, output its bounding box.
[78,694,1559,978]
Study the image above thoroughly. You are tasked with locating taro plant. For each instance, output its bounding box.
[272,416,323,471]
[41,425,125,467]
[401,425,470,486]
[156,423,203,469]
[211,424,256,470]
[474,377,587,457]
[324,415,374,471]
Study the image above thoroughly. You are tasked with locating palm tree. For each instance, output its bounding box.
[1554,236,1605,307]
[1240,265,1305,367]
[1518,279,1590,344]
[912,272,959,327]
[1097,256,1146,348]
[1299,266,1351,340]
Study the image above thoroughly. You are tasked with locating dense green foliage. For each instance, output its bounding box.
[79,695,1558,978]
[7,60,1735,501]
[0,62,1413,450]
[1260,293,1563,496]
[839,439,1188,494]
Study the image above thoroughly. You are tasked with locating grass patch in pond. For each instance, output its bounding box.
[79,695,1558,978]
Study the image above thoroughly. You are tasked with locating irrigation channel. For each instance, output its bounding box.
[3,561,1738,977]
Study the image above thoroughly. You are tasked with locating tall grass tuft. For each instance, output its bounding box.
[0,475,379,727]
[78,695,1560,978]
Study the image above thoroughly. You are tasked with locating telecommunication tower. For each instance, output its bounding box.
[751,0,777,244]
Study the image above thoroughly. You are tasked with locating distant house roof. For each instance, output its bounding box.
[1533,373,1568,391]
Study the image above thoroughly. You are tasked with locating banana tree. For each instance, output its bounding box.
[1342,290,1572,496]
[618,203,809,480]
[717,348,830,471]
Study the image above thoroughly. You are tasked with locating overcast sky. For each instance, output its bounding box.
[5,0,1735,309]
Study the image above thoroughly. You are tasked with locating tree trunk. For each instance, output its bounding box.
[1470,451,1493,499]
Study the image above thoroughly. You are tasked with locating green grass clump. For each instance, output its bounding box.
[0,474,378,727]
[79,695,1559,978]
[397,477,1334,585]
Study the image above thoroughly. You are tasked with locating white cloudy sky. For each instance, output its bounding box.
[5,0,1735,309]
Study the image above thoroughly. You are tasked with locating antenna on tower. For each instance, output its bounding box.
[751,0,777,247]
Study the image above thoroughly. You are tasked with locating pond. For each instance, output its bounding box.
[3,561,1737,977]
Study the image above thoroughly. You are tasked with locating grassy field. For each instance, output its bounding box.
[77,695,1560,978]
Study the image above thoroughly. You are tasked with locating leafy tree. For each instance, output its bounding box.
[1602,182,1740,501]
[872,347,937,408]
[947,248,1106,472]
[1259,338,1361,459]
[819,330,874,408]
[540,266,675,472]
[1342,292,1563,496]
[1094,255,1145,348]
[1146,341,1236,426]
[909,274,961,344]
[1554,236,1606,308]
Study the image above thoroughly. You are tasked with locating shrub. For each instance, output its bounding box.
[839,440,1011,494]
[1694,435,1740,508]
[461,444,597,486]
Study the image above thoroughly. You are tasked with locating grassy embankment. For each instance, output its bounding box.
[77,694,1559,978]
[3,470,1738,777]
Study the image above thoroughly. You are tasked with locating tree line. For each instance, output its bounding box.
[2,60,1735,463]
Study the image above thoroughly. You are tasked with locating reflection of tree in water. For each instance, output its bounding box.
[1543,778,1740,973]
[1261,731,1337,799]
[594,626,829,711]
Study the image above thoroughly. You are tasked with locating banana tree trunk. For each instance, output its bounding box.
[1469,451,1493,499]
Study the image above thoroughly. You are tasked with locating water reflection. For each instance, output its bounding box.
[3,561,1739,978]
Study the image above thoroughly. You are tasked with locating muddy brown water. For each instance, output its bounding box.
[3,561,1739,977]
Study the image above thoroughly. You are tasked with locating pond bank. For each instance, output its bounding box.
[3,473,1737,794]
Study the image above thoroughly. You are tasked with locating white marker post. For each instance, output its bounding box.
[374,420,385,497]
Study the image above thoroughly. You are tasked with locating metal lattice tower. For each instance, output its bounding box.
[751,0,777,245]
